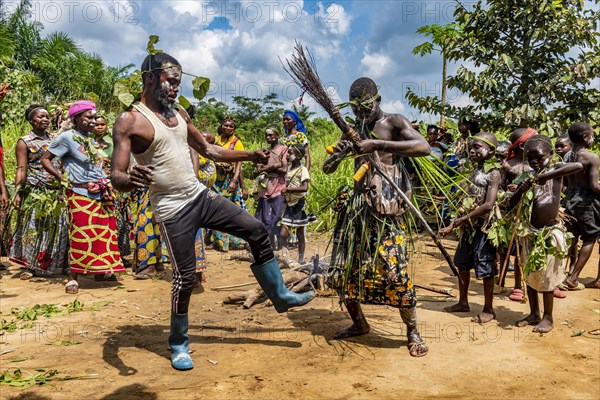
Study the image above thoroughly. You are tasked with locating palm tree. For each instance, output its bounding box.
[413,23,462,126]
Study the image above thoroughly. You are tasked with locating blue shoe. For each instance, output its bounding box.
[250,258,315,313]
[169,313,194,371]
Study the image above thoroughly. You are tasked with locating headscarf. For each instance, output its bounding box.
[283,110,306,133]
[222,115,236,128]
[68,100,97,119]
[506,127,538,160]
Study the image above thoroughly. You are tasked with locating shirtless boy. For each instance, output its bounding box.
[562,123,600,289]
[499,128,537,301]
[441,132,500,323]
[507,135,582,332]
[555,134,573,160]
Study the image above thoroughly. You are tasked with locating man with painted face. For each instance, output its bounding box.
[323,77,431,357]
[110,52,314,371]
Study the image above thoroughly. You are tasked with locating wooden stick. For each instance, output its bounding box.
[212,281,257,291]
[497,200,524,293]
[415,284,455,297]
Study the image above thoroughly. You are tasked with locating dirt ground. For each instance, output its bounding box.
[1,233,599,400]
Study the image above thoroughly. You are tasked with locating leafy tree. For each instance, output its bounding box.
[195,97,231,131]
[407,0,600,136]
[411,23,462,127]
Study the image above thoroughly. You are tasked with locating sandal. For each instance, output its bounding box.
[509,288,524,302]
[20,271,34,280]
[135,265,157,280]
[560,280,585,291]
[407,332,429,357]
[65,280,79,294]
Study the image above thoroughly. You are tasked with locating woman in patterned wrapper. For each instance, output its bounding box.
[206,116,247,252]
[8,104,69,278]
[41,100,125,294]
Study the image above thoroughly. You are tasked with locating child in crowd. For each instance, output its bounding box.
[495,140,510,163]
[554,133,575,272]
[554,134,573,161]
[280,144,314,264]
[507,135,582,332]
[562,123,600,290]
[254,125,287,249]
[499,128,537,301]
[440,132,501,323]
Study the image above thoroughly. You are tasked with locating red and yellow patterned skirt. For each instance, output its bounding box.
[67,191,125,275]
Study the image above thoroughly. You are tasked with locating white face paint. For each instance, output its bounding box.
[162,64,181,79]
[542,157,550,167]
[480,148,489,158]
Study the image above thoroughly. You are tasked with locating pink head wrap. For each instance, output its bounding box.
[506,127,538,160]
[68,100,96,119]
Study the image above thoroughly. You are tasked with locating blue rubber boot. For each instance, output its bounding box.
[168,313,194,371]
[250,258,316,313]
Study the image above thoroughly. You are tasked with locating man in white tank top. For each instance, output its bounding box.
[111,52,315,371]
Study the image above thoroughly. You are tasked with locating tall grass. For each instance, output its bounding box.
[1,121,30,194]
[239,125,351,232]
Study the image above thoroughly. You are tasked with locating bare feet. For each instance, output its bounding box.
[443,303,470,313]
[407,329,428,357]
[516,314,541,327]
[533,315,553,333]
[333,322,370,339]
[471,310,495,324]
[585,280,600,289]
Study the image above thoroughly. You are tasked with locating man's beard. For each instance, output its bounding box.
[155,86,176,119]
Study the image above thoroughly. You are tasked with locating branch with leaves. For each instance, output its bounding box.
[112,35,211,109]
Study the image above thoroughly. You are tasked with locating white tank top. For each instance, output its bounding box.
[132,102,205,222]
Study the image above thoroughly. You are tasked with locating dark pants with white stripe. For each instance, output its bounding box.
[159,190,273,314]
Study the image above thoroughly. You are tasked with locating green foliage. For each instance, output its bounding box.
[146,35,162,55]
[0,368,94,388]
[192,76,210,101]
[0,1,133,117]
[407,0,600,135]
[112,36,210,108]
[0,299,103,334]
[412,23,462,56]
[11,303,63,321]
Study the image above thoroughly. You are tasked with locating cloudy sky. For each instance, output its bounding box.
[6,0,598,122]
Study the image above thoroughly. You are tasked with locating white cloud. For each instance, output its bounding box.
[381,99,406,114]
[35,0,149,66]
[359,51,392,80]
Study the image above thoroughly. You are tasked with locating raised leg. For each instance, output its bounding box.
[250,258,315,313]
